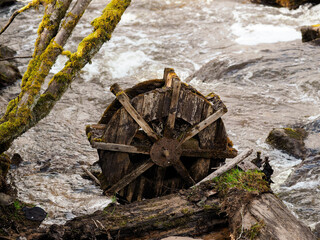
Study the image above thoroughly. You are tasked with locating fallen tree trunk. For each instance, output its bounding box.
[29,173,316,240]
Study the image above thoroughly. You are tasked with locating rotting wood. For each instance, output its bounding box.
[110,83,160,142]
[164,68,176,87]
[196,149,253,186]
[91,142,150,154]
[178,108,227,146]
[105,159,154,194]
[164,78,182,137]
[91,70,237,202]
[33,179,316,240]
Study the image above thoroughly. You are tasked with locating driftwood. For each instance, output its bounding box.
[32,179,316,240]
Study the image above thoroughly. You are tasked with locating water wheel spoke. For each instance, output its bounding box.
[91,141,150,154]
[179,108,227,146]
[163,68,177,87]
[106,159,154,194]
[110,83,160,142]
[181,148,238,159]
[172,158,196,186]
[164,77,182,138]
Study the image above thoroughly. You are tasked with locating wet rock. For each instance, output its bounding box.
[266,127,307,159]
[0,192,14,206]
[314,222,320,238]
[301,25,320,43]
[250,0,320,9]
[0,0,16,7]
[22,206,47,221]
[0,45,22,88]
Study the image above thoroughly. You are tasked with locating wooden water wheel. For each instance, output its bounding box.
[86,68,237,202]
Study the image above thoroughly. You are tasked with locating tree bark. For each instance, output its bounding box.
[0,0,131,154]
[30,182,316,240]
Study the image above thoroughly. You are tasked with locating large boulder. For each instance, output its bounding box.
[266,127,307,159]
[250,0,320,9]
[0,45,22,88]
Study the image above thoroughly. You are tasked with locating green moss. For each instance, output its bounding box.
[213,169,270,197]
[283,128,305,140]
[242,220,265,239]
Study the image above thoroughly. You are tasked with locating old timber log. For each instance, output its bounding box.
[31,167,316,240]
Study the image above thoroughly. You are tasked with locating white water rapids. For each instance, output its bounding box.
[0,0,319,229]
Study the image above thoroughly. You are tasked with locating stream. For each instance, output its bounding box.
[0,0,319,230]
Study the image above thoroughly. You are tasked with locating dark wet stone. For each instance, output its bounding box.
[22,206,47,221]
[266,127,307,159]
[284,155,320,187]
[250,0,320,9]
[0,0,16,7]
[301,25,320,43]
[0,192,13,206]
[0,45,22,88]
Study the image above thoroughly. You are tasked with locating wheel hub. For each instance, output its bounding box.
[150,138,182,167]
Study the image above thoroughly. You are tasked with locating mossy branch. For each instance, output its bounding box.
[0,0,131,153]
[0,0,43,36]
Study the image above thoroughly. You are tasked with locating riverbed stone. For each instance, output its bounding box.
[0,45,22,88]
[0,0,16,7]
[250,0,320,9]
[301,25,320,43]
[266,127,307,159]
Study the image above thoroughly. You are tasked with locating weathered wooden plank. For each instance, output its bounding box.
[163,68,176,87]
[179,108,227,146]
[196,149,253,186]
[126,181,137,203]
[106,159,154,194]
[171,158,196,186]
[137,176,146,201]
[164,78,181,137]
[92,142,150,154]
[155,167,166,196]
[110,83,160,142]
[189,158,210,183]
[181,148,237,159]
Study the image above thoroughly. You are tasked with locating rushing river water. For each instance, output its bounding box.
[0,0,320,229]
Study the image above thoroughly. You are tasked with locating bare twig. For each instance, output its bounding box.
[0,0,42,36]
[0,56,32,61]
[81,165,101,186]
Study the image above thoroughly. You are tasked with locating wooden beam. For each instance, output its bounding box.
[110,83,160,142]
[179,108,227,146]
[106,159,154,194]
[163,68,176,87]
[91,141,150,155]
[172,158,196,186]
[195,149,253,186]
[181,148,237,159]
[164,78,182,137]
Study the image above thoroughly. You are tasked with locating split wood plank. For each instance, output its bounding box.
[110,83,160,142]
[164,78,181,137]
[91,142,150,155]
[179,108,227,146]
[163,68,176,87]
[106,159,154,194]
[181,148,237,159]
[172,158,196,186]
[195,148,253,186]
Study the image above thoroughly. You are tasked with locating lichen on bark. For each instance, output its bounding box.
[0,0,131,154]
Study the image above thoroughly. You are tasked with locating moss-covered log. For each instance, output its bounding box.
[28,171,316,240]
[0,0,131,154]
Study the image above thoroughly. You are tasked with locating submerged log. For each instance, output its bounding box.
[32,171,316,240]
